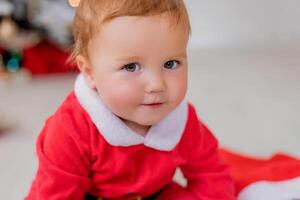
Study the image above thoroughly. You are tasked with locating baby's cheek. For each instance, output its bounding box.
[169,78,187,102]
[102,85,140,114]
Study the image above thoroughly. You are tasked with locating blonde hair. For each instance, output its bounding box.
[69,0,191,62]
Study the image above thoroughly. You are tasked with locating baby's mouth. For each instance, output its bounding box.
[141,102,164,108]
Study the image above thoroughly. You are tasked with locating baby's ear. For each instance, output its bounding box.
[76,54,97,89]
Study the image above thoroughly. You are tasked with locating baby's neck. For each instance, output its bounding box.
[121,118,151,137]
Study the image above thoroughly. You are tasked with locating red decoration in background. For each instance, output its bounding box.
[23,40,78,74]
[219,148,300,194]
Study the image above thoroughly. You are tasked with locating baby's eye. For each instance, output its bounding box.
[122,63,141,72]
[164,60,180,70]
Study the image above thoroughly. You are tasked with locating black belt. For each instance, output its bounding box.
[84,188,163,200]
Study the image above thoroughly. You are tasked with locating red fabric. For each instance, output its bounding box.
[22,40,77,74]
[219,148,300,194]
[156,182,199,200]
[25,92,235,200]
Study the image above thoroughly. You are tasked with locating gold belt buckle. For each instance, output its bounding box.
[134,196,142,200]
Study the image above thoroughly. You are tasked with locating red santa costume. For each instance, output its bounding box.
[25,75,235,200]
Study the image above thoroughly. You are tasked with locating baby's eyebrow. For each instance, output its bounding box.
[115,53,187,62]
[115,55,142,61]
[164,53,187,60]
[173,53,187,58]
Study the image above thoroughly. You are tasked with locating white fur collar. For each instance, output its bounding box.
[74,74,188,151]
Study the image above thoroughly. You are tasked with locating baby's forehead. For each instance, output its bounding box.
[70,0,190,62]
[87,17,188,65]
[92,15,188,47]
[93,13,188,34]
[100,14,187,32]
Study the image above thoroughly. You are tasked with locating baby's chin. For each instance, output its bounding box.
[133,114,167,126]
[114,105,175,127]
[119,114,164,127]
[133,107,179,126]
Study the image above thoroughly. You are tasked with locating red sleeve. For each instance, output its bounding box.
[178,105,236,200]
[25,105,92,200]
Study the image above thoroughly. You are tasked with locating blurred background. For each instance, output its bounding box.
[0,0,299,199]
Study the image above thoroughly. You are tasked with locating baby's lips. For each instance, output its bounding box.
[142,101,164,105]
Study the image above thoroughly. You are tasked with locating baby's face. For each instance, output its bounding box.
[81,14,189,129]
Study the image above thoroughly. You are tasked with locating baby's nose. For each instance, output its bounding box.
[144,72,166,93]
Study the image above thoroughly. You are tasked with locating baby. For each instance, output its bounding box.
[25,0,235,199]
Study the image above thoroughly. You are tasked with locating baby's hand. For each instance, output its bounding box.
[68,0,80,7]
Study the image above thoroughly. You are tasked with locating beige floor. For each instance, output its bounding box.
[0,48,299,199]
